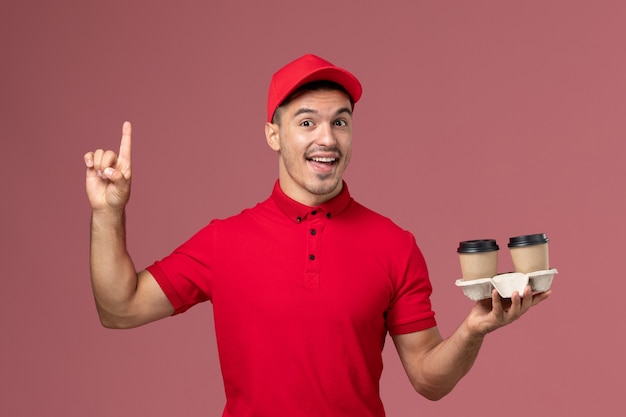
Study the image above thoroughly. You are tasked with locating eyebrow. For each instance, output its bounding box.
[293,107,353,119]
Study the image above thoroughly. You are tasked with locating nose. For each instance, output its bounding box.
[315,123,337,147]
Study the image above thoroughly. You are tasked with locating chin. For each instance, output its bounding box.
[309,179,342,196]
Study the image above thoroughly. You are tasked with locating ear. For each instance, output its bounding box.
[265,122,281,151]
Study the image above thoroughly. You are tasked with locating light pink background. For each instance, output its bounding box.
[2,1,624,416]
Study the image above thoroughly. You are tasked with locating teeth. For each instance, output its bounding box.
[311,157,336,162]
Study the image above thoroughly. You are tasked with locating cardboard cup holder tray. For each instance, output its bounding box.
[455,268,558,301]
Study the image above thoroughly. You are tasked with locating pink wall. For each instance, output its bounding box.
[2,1,624,416]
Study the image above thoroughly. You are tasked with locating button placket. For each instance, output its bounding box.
[304,209,325,288]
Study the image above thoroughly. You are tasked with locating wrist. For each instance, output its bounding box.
[91,207,126,229]
[461,317,488,343]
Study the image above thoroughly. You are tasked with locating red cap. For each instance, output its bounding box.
[267,54,363,122]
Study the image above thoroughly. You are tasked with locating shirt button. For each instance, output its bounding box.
[311,210,317,215]
[310,229,316,235]
[309,254,315,260]
[296,216,302,223]
[326,213,331,219]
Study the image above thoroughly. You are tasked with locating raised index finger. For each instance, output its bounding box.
[118,121,132,167]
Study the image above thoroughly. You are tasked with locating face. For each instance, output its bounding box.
[265,89,353,206]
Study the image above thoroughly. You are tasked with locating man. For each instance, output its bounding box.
[84,54,551,416]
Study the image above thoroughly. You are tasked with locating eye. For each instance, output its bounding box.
[300,120,313,127]
[334,119,348,127]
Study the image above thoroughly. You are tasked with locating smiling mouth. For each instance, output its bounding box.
[307,156,337,165]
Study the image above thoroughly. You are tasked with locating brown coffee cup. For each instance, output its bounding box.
[458,239,499,281]
[508,233,549,273]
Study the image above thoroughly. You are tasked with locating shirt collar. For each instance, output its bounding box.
[271,180,352,223]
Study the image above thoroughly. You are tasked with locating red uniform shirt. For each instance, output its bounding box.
[147,181,436,417]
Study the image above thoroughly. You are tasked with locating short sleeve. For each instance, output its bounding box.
[146,222,217,315]
[386,233,437,335]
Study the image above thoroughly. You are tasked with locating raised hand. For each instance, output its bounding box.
[466,286,552,336]
[84,122,133,211]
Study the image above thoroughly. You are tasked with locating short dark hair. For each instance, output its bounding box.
[271,80,354,125]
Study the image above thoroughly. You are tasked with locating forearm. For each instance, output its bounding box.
[396,322,485,401]
[89,208,139,326]
[419,320,484,398]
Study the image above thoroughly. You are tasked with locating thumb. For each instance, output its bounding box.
[103,167,130,184]
[102,166,131,207]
